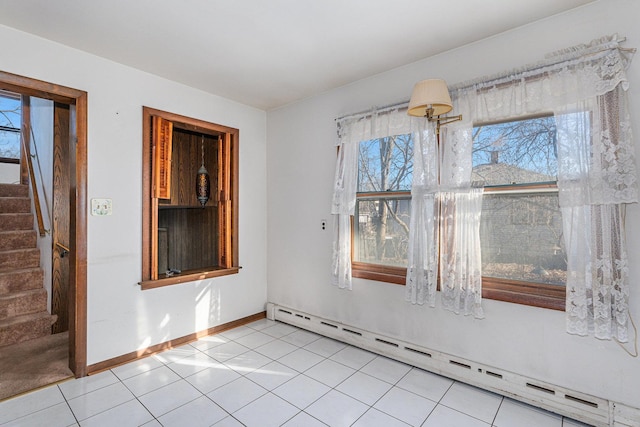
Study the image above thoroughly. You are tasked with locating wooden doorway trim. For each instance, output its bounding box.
[0,70,88,377]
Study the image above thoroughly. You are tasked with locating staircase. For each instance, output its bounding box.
[0,183,56,348]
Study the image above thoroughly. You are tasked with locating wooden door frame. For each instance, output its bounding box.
[0,70,87,377]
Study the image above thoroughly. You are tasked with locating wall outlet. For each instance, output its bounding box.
[91,198,112,216]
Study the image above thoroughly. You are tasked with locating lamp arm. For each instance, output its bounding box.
[430,114,463,136]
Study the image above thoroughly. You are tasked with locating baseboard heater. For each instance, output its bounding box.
[267,303,639,427]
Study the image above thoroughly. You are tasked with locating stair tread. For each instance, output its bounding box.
[0,184,29,197]
[0,248,39,254]
[0,267,42,276]
[0,311,55,327]
[0,288,46,301]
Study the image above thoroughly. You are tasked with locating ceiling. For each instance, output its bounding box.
[0,0,597,110]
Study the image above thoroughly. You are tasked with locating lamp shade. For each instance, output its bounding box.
[407,79,453,117]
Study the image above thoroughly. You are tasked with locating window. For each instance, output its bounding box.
[350,114,568,310]
[0,90,21,163]
[140,107,239,290]
[352,133,413,284]
[473,115,567,310]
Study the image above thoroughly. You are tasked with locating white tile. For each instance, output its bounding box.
[224,350,272,374]
[396,367,454,402]
[234,331,275,349]
[304,359,355,388]
[79,399,154,427]
[563,417,594,426]
[190,334,230,352]
[255,339,297,359]
[219,325,254,340]
[4,402,76,427]
[204,341,250,361]
[185,363,241,394]
[0,384,64,424]
[152,343,200,364]
[165,351,220,377]
[245,361,299,390]
[304,337,347,357]
[207,376,267,413]
[330,345,377,370]
[140,421,162,427]
[212,416,245,426]
[272,374,330,409]
[494,398,563,427]
[67,382,134,421]
[157,395,227,427]
[261,322,298,338]
[233,393,300,427]
[440,381,502,423]
[277,348,324,372]
[306,390,369,427]
[336,371,393,405]
[59,370,120,400]
[111,356,164,380]
[245,318,277,331]
[281,329,322,347]
[360,355,412,384]
[137,379,201,417]
[423,404,490,427]
[122,365,181,396]
[374,386,437,426]
[281,411,328,427]
[352,408,412,427]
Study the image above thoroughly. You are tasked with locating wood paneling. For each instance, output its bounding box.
[161,129,217,207]
[158,206,218,273]
[141,107,238,288]
[52,102,70,333]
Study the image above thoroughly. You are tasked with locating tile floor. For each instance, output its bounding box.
[0,319,593,427]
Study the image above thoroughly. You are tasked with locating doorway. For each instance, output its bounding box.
[0,70,87,379]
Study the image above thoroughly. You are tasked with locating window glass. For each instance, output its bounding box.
[472,116,557,186]
[0,92,21,159]
[357,135,413,192]
[473,116,567,287]
[480,192,566,285]
[354,197,411,267]
[354,134,412,268]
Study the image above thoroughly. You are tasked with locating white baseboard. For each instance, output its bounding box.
[269,303,639,427]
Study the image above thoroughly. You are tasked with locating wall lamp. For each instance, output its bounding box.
[407,78,462,135]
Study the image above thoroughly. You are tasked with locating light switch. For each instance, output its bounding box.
[91,198,112,216]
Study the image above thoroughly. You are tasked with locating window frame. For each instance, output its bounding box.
[480,183,565,311]
[140,107,239,290]
[350,115,567,311]
[0,90,22,163]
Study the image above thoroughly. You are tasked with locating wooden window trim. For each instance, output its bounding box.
[140,266,240,290]
[482,277,565,311]
[141,107,239,289]
[352,183,566,311]
[352,262,406,285]
[352,263,565,311]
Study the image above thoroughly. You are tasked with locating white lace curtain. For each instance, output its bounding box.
[333,106,484,318]
[405,115,484,318]
[332,35,637,338]
[332,108,416,290]
[450,34,637,340]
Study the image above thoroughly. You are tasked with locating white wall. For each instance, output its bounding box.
[267,0,640,409]
[0,25,268,365]
[0,163,19,183]
[30,98,54,310]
